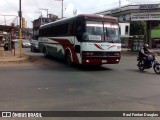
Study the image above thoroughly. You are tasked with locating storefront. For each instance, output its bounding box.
[97,3,160,48]
[0,25,14,49]
[132,39,144,51]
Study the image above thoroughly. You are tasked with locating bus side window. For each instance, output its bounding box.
[76,24,85,41]
[67,22,74,36]
[76,18,86,41]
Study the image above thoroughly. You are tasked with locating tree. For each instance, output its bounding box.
[130,21,146,35]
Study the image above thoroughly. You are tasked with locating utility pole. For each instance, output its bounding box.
[19,0,22,58]
[62,0,63,18]
[119,0,121,7]
[73,9,77,16]
[40,8,48,18]
[55,0,63,19]
[4,16,6,25]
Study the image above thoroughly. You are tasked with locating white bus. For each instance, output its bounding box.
[38,14,121,66]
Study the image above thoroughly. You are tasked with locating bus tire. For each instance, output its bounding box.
[43,47,48,58]
[65,51,72,66]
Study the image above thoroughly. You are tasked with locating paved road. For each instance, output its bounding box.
[0,48,160,120]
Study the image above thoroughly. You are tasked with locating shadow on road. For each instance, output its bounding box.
[29,56,113,72]
[125,69,155,75]
[73,65,113,71]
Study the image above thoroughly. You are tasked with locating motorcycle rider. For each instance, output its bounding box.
[139,44,155,67]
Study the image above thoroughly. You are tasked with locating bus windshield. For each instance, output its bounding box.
[83,21,120,43]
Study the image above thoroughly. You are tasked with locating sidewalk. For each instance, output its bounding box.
[0,46,160,64]
[0,46,28,64]
[121,48,160,56]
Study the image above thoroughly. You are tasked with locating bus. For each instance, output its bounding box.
[38,14,121,66]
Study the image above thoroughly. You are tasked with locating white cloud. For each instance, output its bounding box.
[0,0,160,28]
[64,2,81,18]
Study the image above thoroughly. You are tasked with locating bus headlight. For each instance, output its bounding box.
[82,52,94,56]
[114,52,120,56]
[86,60,90,63]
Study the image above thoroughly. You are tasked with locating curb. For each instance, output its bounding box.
[121,50,160,56]
[121,50,138,56]
[0,55,29,64]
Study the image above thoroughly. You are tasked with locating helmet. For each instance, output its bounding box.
[144,44,149,48]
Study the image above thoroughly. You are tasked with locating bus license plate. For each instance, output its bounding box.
[102,60,107,63]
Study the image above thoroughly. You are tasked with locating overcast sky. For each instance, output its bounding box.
[0,0,160,28]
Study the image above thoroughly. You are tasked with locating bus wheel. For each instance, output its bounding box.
[44,48,48,58]
[66,51,72,66]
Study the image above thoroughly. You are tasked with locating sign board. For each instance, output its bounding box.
[119,14,131,22]
[131,12,160,21]
[139,4,159,10]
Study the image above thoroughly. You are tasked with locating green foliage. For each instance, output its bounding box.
[151,29,160,38]
[130,21,146,35]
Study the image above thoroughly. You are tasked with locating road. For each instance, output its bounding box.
[0,47,160,120]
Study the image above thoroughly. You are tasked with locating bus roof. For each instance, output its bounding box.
[40,14,118,29]
[78,14,118,20]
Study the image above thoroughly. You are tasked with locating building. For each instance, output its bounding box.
[96,3,160,49]
[119,23,130,48]
[32,14,58,40]
[0,25,14,49]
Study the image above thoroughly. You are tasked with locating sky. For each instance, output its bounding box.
[0,0,160,28]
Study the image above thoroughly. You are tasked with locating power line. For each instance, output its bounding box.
[2,0,18,11]
[21,0,41,27]
[80,2,119,12]
[73,0,129,13]
[0,18,15,25]
[129,0,160,4]
[33,0,40,10]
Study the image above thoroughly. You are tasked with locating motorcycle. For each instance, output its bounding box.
[137,54,160,74]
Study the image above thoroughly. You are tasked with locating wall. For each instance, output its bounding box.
[119,23,130,48]
[119,23,130,36]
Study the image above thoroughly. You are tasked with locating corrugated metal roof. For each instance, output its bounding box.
[0,25,13,32]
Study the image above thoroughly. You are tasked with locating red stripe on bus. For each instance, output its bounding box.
[49,38,72,44]
[94,44,104,50]
[49,38,79,64]
[107,45,116,49]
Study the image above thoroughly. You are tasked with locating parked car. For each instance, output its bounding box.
[30,40,39,52]
[13,38,26,43]
[22,40,31,48]
[12,39,18,43]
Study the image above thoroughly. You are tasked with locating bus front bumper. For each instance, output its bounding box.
[82,57,121,65]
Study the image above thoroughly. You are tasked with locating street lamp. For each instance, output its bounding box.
[55,0,63,19]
